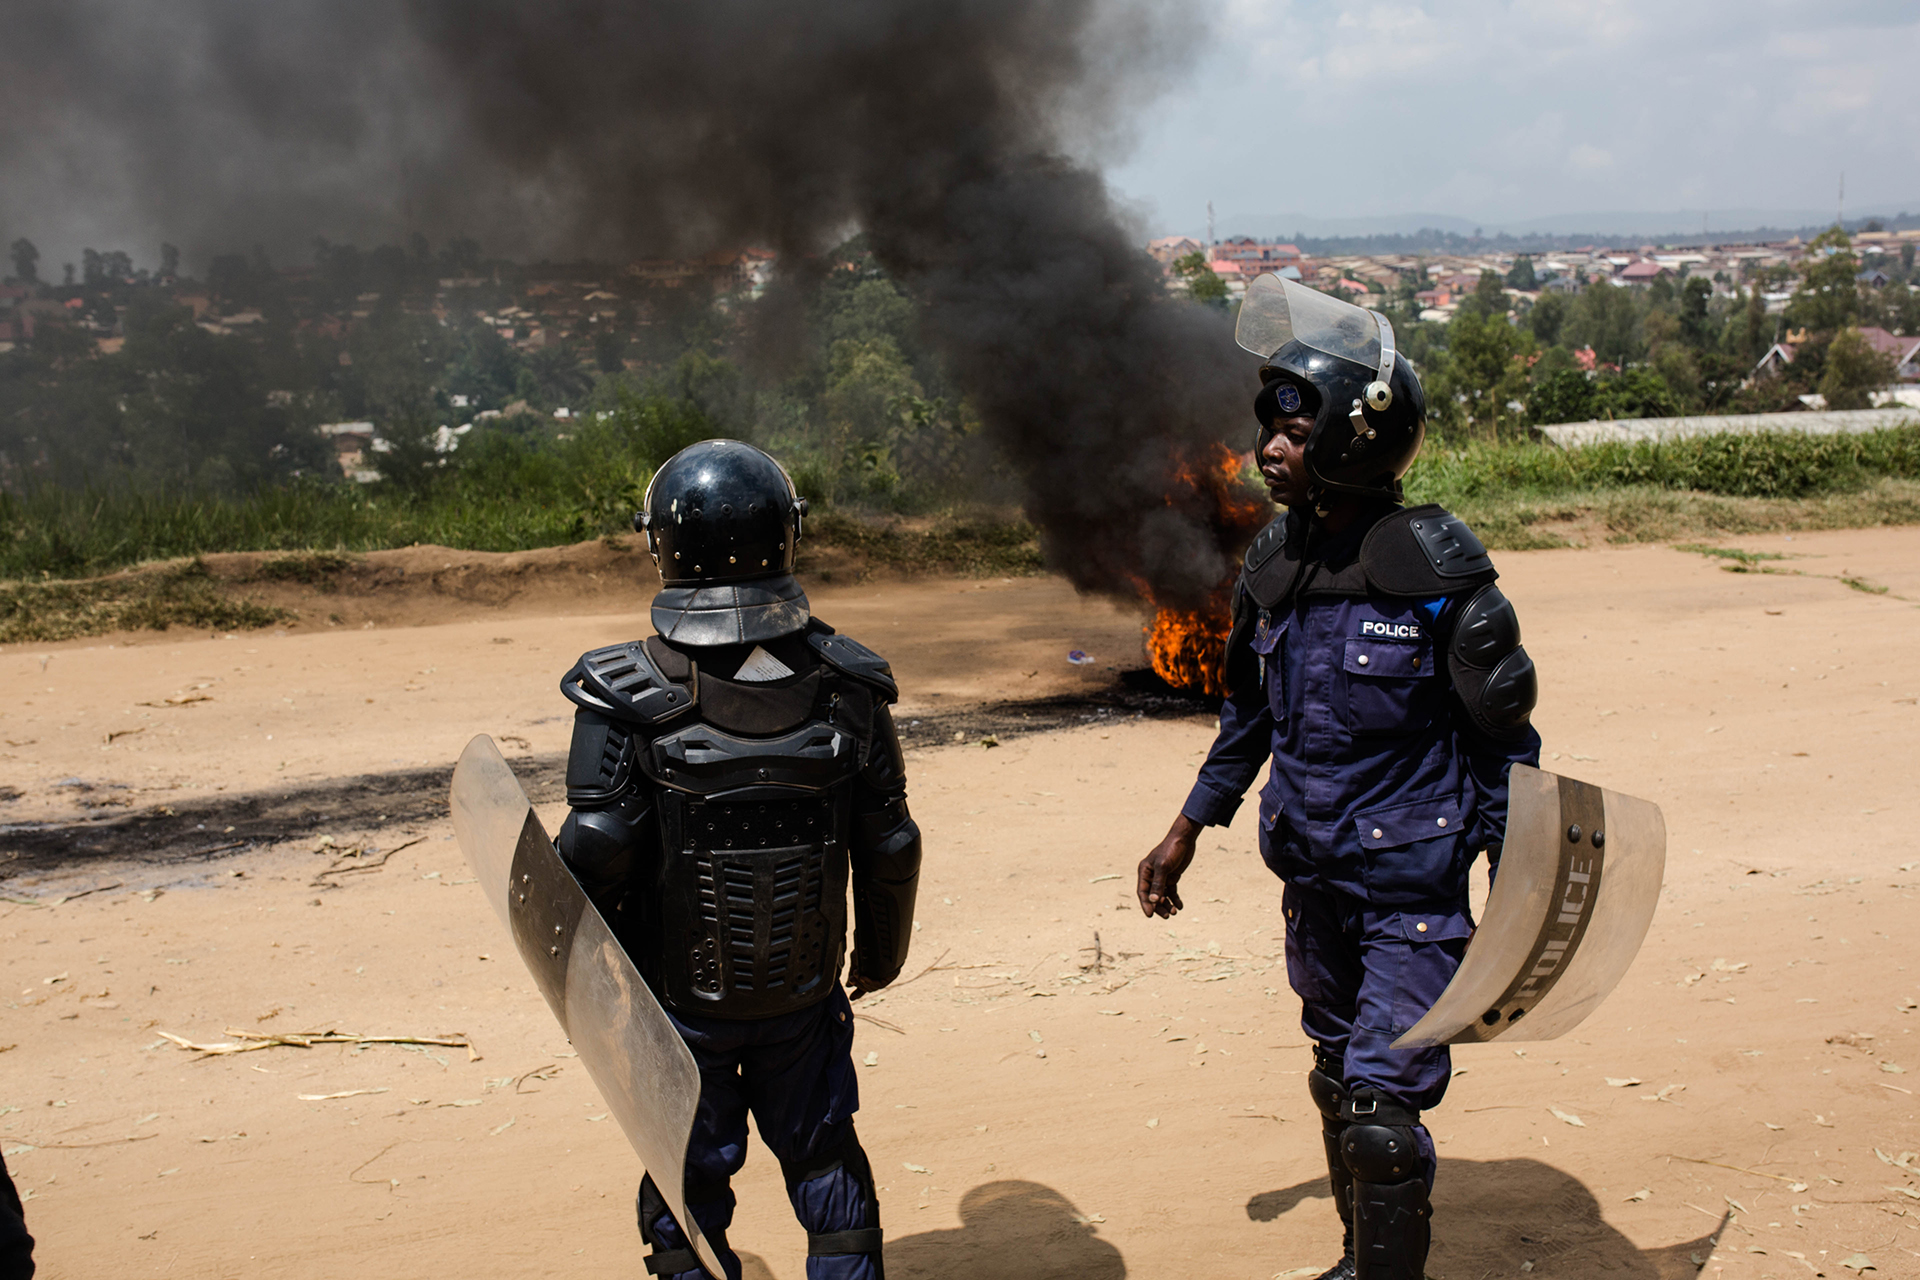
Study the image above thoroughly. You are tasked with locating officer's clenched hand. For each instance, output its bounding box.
[1137,814,1201,918]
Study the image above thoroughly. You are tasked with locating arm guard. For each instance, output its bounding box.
[556,706,658,894]
[848,703,921,989]
[555,793,654,893]
[1447,584,1537,742]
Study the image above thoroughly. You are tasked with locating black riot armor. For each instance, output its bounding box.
[556,624,922,1020]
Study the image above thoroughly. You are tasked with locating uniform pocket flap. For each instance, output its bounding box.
[1380,909,1474,943]
[1355,795,1464,849]
[1343,638,1433,678]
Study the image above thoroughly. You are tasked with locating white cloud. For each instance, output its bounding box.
[1107,0,1920,229]
[1566,143,1614,175]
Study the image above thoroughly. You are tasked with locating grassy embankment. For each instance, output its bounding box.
[4,423,1919,643]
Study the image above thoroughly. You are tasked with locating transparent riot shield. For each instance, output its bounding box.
[1393,764,1667,1049]
[450,735,724,1278]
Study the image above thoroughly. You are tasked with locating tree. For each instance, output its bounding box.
[1528,368,1596,425]
[1526,292,1568,347]
[1678,276,1712,348]
[1740,286,1770,364]
[1437,305,1532,436]
[1458,270,1507,318]
[8,238,38,283]
[1171,250,1227,305]
[1787,226,1861,334]
[1505,256,1538,290]
[1819,327,1897,410]
[1565,283,1644,368]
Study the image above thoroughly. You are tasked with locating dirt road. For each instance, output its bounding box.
[3,528,1918,1279]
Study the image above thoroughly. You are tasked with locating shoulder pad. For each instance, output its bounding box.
[807,631,899,702]
[560,641,698,726]
[1360,504,1496,597]
[1243,515,1288,573]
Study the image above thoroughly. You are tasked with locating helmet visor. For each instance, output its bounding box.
[1235,274,1382,369]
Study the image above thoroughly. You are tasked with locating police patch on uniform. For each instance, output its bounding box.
[1359,619,1423,640]
[1274,383,1302,413]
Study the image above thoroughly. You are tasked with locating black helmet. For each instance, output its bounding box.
[635,439,812,646]
[1238,275,1425,500]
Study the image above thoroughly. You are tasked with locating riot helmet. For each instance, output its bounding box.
[635,439,812,646]
[1237,274,1425,500]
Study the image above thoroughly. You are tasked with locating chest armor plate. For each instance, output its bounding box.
[641,717,860,1019]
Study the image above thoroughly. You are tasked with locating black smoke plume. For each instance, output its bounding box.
[0,0,1259,606]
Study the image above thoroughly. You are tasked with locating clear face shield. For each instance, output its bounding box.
[1235,274,1399,418]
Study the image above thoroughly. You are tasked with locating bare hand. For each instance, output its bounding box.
[1137,814,1201,918]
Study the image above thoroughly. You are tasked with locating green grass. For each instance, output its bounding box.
[1404,423,1920,549]
[803,511,1043,577]
[5,422,1920,594]
[0,558,288,644]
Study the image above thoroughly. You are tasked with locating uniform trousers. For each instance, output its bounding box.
[642,985,877,1280]
[1282,881,1472,1185]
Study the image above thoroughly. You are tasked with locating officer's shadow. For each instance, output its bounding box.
[882,1179,1126,1280]
[1248,1157,1722,1279]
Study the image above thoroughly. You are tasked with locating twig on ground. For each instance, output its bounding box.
[1079,931,1109,974]
[157,1028,472,1058]
[312,837,424,887]
[1666,1154,1802,1184]
[513,1064,561,1093]
[884,949,952,989]
[10,1134,157,1150]
[348,1141,403,1189]
[854,1013,907,1034]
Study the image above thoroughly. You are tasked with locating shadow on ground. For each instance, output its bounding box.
[1250,1158,1721,1279]
[886,1180,1125,1280]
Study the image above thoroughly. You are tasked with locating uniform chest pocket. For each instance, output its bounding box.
[1340,637,1439,735]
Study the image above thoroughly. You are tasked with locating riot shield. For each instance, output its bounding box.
[450,735,724,1279]
[1392,764,1666,1049]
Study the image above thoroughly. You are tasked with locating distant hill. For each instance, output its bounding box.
[1188,207,1920,253]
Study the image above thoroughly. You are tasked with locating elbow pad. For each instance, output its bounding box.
[1449,585,1537,742]
[849,799,922,988]
[555,792,654,891]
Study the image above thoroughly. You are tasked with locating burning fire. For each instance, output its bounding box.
[1143,443,1270,697]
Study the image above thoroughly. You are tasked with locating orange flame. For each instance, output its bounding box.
[1140,442,1268,697]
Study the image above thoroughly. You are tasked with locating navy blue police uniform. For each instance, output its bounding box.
[1183,500,1540,1274]
[556,621,920,1280]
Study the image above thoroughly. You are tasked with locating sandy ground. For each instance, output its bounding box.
[3,528,1919,1280]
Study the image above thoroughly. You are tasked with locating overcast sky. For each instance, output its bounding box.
[1106,0,1920,237]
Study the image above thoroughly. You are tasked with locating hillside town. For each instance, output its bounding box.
[4,218,1918,493]
[1149,227,1920,329]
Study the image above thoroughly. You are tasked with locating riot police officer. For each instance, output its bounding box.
[1136,277,1542,1280]
[556,439,922,1280]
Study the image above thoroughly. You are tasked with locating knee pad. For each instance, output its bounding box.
[636,1175,703,1278]
[779,1123,869,1196]
[1308,1063,1347,1123]
[785,1126,884,1266]
[1341,1123,1422,1184]
[637,1174,668,1242]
